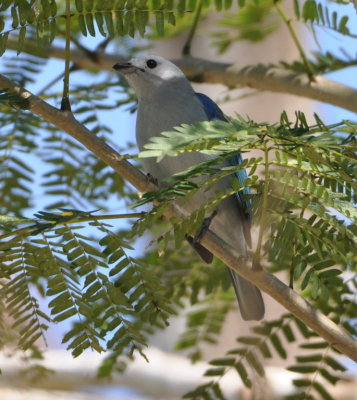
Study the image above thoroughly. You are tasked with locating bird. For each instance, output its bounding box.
[113,55,265,321]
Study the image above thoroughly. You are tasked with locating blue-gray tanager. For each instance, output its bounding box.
[113,55,265,321]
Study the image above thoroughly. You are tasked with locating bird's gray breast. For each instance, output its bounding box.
[136,90,208,180]
[135,87,247,256]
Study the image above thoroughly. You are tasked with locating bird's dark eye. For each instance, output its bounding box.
[146,59,157,69]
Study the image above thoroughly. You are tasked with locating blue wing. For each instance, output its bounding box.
[195,92,226,121]
[195,93,251,219]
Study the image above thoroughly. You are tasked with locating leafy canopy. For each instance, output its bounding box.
[0,0,356,398]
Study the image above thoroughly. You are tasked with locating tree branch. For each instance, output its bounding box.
[0,73,356,362]
[6,39,357,113]
[176,57,357,114]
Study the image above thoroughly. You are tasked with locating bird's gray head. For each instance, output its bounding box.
[113,55,189,99]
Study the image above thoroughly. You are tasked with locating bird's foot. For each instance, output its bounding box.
[186,235,213,264]
[146,173,158,186]
[193,209,218,243]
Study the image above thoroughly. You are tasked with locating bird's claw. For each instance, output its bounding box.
[146,173,158,186]
[193,209,218,243]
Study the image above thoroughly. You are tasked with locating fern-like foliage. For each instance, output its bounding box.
[0,0,57,56]
[1,110,354,392]
[36,73,135,211]
[0,0,238,55]
[183,314,349,400]
[0,0,356,396]
[135,112,356,399]
[0,236,51,351]
[287,341,347,400]
[139,114,356,266]
[0,54,50,215]
[208,0,357,91]
[175,290,235,362]
[213,0,280,53]
[1,0,355,79]
[293,0,357,38]
[276,50,357,75]
[0,210,176,371]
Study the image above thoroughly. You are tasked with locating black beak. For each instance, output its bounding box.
[113,62,144,73]
[113,62,133,71]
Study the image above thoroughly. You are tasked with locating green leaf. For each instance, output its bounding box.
[11,6,19,28]
[288,365,317,373]
[16,26,26,54]
[246,352,264,376]
[294,319,315,339]
[282,323,295,342]
[18,2,29,25]
[338,15,349,35]
[115,10,125,34]
[224,0,232,10]
[104,12,115,36]
[109,258,130,276]
[95,12,106,36]
[271,333,287,359]
[0,32,9,56]
[54,307,77,322]
[235,362,251,388]
[176,0,185,13]
[300,341,328,349]
[85,12,96,36]
[85,0,94,11]
[296,354,322,363]
[125,10,135,38]
[135,10,148,36]
[301,268,314,291]
[41,0,51,17]
[166,11,175,25]
[313,260,335,270]
[75,0,83,12]
[311,274,320,299]
[258,342,272,359]
[332,11,338,29]
[292,379,311,387]
[319,368,340,385]
[155,11,164,35]
[324,356,346,372]
[237,336,260,345]
[312,381,334,400]
[303,1,318,22]
[211,382,226,400]
[210,357,235,366]
[204,367,225,376]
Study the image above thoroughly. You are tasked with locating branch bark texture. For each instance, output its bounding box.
[0,73,356,362]
[6,40,357,113]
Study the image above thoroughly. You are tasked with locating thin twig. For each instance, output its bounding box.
[253,140,269,270]
[0,213,145,241]
[61,0,72,111]
[274,0,315,81]
[182,0,203,55]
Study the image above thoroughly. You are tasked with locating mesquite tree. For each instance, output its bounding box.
[0,1,356,399]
